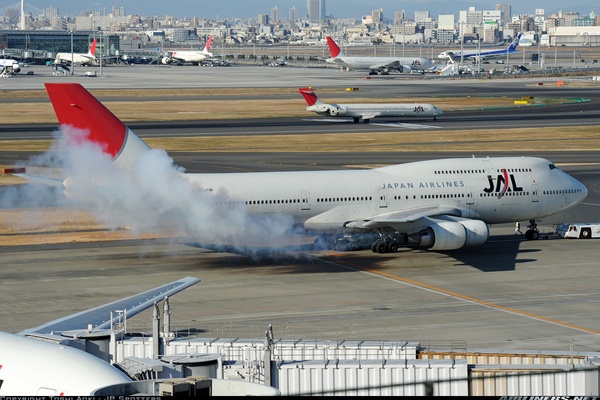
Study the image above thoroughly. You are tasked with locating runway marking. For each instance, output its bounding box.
[371,122,441,129]
[323,257,600,336]
[301,118,441,129]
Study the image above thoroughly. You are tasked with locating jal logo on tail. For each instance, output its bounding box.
[483,168,523,198]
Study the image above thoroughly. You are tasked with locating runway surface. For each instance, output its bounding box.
[1,64,599,355]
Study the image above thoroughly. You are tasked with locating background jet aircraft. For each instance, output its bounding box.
[325,36,435,75]
[0,276,200,395]
[55,38,97,66]
[162,34,213,65]
[438,33,523,63]
[299,87,443,123]
[21,83,587,255]
[0,58,21,76]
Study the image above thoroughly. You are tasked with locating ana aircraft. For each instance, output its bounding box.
[299,87,443,123]
[24,83,587,254]
[325,36,435,75]
[438,33,523,64]
[55,38,97,66]
[0,276,200,395]
[0,58,21,77]
[162,34,213,65]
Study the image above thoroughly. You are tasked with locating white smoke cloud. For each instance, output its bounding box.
[3,125,306,258]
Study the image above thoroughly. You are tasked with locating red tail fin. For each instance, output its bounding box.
[298,87,318,106]
[89,38,97,56]
[45,83,126,158]
[204,35,213,53]
[326,36,341,58]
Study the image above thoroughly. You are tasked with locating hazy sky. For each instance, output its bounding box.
[33,1,595,19]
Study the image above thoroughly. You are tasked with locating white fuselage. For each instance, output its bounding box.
[169,50,211,64]
[182,157,587,232]
[308,102,443,119]
[327,56,434,72]
[0,59,20,74]
[0,332,131,395]
[55,52,95,65]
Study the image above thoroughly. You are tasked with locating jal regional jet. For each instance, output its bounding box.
[21,83,588,254]
[299,87,443,123]
[325,36,435,75]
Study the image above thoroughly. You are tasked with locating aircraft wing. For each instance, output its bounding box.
[369,60,401,71]
[18,276,200,336]
[344,205,466,230]
[359,112,380,120]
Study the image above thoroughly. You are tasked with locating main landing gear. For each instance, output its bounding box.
[370,230,404,254]
[524,219,540,240]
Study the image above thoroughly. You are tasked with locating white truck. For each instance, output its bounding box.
[556,223,600,239]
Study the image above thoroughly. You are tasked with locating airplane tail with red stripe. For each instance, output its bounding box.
[44,83,150,169]
[325,36,344,58]
[202,34,213,55]
[88,38,97,56]
[298,87,322,106]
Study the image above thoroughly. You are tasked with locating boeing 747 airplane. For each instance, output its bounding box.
[299,87,442,123]
[21,83,587,254]
[438,33,523,64]
[325,36,435,75]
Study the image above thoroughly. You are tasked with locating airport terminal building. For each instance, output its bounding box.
[0,30,120,63]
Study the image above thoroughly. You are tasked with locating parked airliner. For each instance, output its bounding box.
[0,58,21,76]
[438,33,523,63]
[55,38,97,66]
[162,34,213,65]
[0,277,200,395]
[325,36,435,75]
[29,83,587,253]
[299,87,442,123]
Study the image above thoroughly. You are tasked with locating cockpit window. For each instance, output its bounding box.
[548,164,557,170]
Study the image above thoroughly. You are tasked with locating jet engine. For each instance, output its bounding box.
[327,105,347,116]
[12,62,20,73]
[161,57,172,65]
[408,217,489,250]
[398,65,412,73]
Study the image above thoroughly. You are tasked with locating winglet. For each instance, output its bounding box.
[298,87,319,106]
[89,38,97,56]
[326,36,342,58]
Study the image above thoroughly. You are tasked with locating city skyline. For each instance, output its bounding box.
[17,0,598,20]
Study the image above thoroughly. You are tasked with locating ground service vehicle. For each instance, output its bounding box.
[556,223,600,239]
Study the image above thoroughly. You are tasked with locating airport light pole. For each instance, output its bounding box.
[70,29,74,76]
[99,29,103,77]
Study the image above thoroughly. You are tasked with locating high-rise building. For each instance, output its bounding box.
[289,6,297,23]
[495,4,511,25]
[394,10,405,24]
[258,13,269,25]
[372,9,383,23]
[307,0,325,23]
[438,14,455,30]
[414,10,429,23]
[271,6,279,24]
